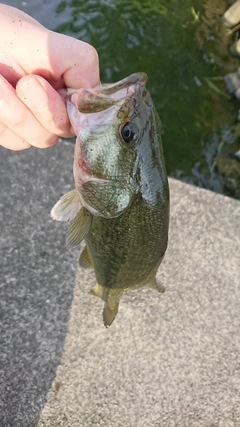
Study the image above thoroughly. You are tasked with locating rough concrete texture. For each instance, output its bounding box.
[1,140,240,427]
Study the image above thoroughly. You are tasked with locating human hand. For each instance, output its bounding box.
[0,4,100,150]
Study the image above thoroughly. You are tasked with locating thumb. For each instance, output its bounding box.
[47,30,100,90]
[0,5,100,89]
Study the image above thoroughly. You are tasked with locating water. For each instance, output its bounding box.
[5,0,240,198]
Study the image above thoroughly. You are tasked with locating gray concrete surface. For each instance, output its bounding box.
[1,140,240,427]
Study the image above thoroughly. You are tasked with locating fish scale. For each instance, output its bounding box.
[85,192,168,289]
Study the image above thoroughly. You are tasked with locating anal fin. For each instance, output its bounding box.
[148,277,165,293]
[156,281,165,294]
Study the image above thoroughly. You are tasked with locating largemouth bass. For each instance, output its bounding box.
[51,73,169,327]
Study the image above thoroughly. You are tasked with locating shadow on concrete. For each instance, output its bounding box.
[0,142,77,427]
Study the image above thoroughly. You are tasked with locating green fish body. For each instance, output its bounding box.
[51,73,169,326]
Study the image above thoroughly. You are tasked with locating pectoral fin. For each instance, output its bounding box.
[79,246,93,269]
[51,189,82,222]
[66,208,92,247]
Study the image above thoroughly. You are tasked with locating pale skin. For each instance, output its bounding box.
[0,4,100,150]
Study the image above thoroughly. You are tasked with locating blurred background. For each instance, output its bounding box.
[5,0,240,199]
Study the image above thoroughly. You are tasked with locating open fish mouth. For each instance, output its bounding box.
[66,73,148,131]
[66,73,148,184]
[67,72,147,107]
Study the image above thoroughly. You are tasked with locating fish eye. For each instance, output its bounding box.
[120,122,139,145]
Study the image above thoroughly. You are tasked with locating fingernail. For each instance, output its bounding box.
[17,77,48,109]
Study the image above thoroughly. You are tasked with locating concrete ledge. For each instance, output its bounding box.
[1,141,240,427]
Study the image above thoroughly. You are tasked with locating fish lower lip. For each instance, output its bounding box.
[75,159,109,184]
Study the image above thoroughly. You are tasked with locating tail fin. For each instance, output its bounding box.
[103,303,119,328]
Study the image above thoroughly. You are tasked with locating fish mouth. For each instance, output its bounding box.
[67,72,148,187]
[99,72,147,95]
[67,72,148,116]
[67,73,148,171]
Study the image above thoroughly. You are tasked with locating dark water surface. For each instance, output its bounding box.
[5,0,240,198]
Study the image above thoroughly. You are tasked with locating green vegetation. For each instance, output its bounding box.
[16,0,240,199]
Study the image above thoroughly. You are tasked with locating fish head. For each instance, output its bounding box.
[67,72,165,217]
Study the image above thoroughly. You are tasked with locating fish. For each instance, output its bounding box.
[51,73,169,327]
